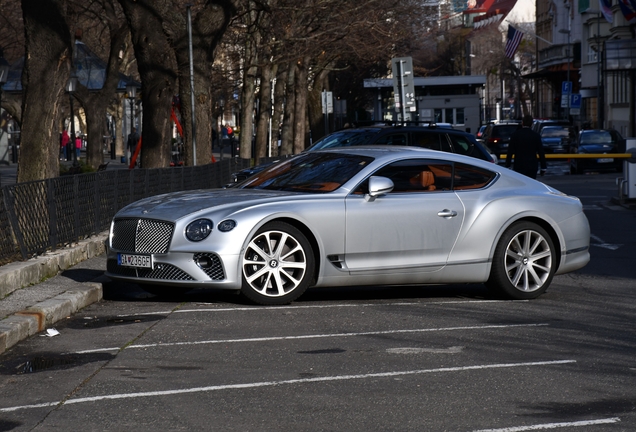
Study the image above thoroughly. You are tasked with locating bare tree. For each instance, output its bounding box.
[17,0,72,182]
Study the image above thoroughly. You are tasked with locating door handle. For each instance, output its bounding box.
[437,209,457,218]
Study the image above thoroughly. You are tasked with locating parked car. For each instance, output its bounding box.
[475,124,488,141]
[481,121,521,158]
[570,129,625,174]
[540,125,570,153]
[230,124,497,183]
[106,147,590,305]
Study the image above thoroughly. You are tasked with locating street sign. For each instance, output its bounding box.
[321,91,333,114]
[561,81,572,95]
[569,93,581,115]
[391,57,416,121]
[561,82,573,108]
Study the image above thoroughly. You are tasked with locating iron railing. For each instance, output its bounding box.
[0,158,250,265]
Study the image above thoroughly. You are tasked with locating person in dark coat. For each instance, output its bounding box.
[506,114,547,179]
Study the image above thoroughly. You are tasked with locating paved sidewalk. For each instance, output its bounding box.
[0,233,109,355]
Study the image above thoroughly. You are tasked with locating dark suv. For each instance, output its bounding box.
[481,121,521,158]
[231,124,496,183]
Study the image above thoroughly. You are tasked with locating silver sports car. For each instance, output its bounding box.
[106,147,590,305]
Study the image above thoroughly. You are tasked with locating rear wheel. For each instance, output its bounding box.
[486,221,556,300]
[241,221,315,305]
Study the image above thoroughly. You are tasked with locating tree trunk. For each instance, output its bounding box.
[18,0,72,182]
[270,66,286,157]
[280,62,296,156]
[254,62,274,160]
[308,67,330,142]
[293,57,310,154]
[118,0,177,168]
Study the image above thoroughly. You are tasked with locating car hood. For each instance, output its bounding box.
[115,189,299,220]
[578,143,616,153]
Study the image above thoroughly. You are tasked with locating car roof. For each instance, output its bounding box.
[315,145,495,168]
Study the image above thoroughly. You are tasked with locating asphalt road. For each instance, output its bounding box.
[0,171,634,431]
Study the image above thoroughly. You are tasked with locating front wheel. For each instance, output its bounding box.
[486,221,556,300]
[241,222,315,305]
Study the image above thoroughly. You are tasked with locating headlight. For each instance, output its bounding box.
[218,219,237,232]
[185,219,213,242]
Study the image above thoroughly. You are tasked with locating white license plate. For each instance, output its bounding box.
[597,158,614,163]
[118,253,152,268]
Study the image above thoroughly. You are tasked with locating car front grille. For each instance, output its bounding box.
[193,253,225,280]
[111,218,174,253]
[107,259,195,281]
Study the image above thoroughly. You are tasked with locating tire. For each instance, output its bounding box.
[486,221,556,300]
[241,221,315,305]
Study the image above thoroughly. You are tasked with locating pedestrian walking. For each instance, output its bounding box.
[75,136,82,160]
[506,114,547,179]
[60,130,69,161]
[127,127,140,161]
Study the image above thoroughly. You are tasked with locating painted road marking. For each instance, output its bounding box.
[73,323,549,354]
[471,417,620,431]
[0,359,575,413]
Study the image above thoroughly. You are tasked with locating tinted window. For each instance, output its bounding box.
[355,159,453,194]
[374,133,408,146]
[492,125,520,138]
[307,130,379,150]
[410,132,450,152]
[453,163,496,190]
[241,153,374,193]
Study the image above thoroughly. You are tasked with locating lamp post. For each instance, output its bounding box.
[559,3,572,121]
[66,75,79,166]
[219,97,225,159]
[126,82,137,162]
[0,51,10,162]
[596,11,602,129]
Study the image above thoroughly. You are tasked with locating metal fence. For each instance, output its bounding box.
[0,158,251,265]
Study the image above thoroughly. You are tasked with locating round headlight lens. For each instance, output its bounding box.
[217,219,237,232]
[185,219,213,242]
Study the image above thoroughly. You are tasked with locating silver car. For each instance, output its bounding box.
[106,147,590,305]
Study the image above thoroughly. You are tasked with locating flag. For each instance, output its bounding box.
[599,0,613,23]
[505,25,523,59]
[618,0,636,23]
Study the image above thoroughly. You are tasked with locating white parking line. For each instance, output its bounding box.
[0,359,575,413]
[471,417,620,431]
[73,323,549,354]
[115,299,528,317]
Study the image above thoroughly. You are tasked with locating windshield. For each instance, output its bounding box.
[580,131,614,144]
[541,127,569,138]
[306,130,380,151]
[240,152,374,193]
[492,125,520,138]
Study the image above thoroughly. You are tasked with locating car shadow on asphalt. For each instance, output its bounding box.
[102,279,497,305]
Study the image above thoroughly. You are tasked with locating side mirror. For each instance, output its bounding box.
[366,176,394,202]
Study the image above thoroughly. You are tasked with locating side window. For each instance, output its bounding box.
[453,163,496,190]
[411,132,452,152]
[353,159,453,194]
[374,133,408,146]
[447,134,472,155]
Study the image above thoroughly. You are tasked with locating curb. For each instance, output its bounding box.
[0,233,108,300]
[0,234,110,355]
[0,277,107,354]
